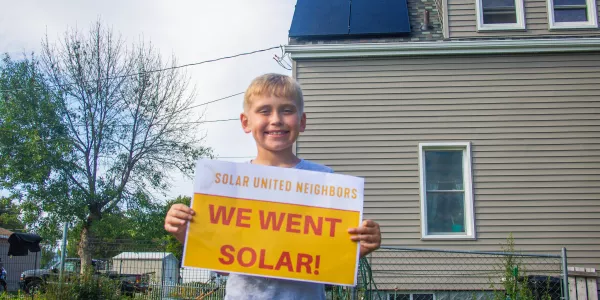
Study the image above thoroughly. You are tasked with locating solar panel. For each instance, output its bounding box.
[289,0,350,37]
[350,0,411,35]
[289,0,411,38]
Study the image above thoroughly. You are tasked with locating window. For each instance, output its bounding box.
[476,0,526,30]
[548,0,598,29]
[389,294,435,300]
[419,143,475,239]
[64,261,79,273]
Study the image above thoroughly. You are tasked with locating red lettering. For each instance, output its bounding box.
[275,252,293,272]
[304,216,323,236]
[209,205,236,225]
[296,253,313,274]
[258,249,274,270]
[238,247,257,268]
[259,211,286,231]
[286,214,301,233]
[325,218,342,237]
[236,208,252,228]
[219,245,235,265]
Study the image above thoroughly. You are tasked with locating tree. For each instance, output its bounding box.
[0,53,69,240]
[63,195,190,263]
[12,21,212,272]
[0,197,25,230]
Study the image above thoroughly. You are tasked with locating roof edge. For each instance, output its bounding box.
[284,38,600,59]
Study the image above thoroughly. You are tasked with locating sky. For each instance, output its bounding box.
[0,0,296,201]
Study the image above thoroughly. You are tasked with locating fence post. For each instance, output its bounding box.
[59,222,68,284]
[562,247,569,300]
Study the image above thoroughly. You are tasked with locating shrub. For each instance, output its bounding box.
[41,267,124,300]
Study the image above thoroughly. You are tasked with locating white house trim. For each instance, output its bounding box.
[285,38,600,59]
[442,0,450,38]
[476,0,526,31]
[547,0,599,30]
[418,142,476,240]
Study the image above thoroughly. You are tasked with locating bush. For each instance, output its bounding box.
[41,267,124,300]
[489,234,556,300]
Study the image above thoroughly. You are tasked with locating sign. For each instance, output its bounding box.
[182,159,364,286]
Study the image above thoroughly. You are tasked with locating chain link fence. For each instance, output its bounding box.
[357,246,567,300]
[4,236,570,300]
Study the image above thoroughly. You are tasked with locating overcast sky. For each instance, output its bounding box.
[0,0,296,201]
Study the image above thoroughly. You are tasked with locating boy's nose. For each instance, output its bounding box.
[269,112,283,125]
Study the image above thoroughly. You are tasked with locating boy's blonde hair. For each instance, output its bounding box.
[244,73,304,114]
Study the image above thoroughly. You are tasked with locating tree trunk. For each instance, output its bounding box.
[78,223,93,275]
[78,211,100,275]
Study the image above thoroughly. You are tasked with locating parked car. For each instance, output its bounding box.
[19,258,149,295]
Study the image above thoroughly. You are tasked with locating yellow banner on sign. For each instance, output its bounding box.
[184,193,361,285]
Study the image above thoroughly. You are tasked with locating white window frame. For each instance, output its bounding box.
[418,142,476,240]
[476,0,526,31]
[387,293,436,300]
[547,0,598,29]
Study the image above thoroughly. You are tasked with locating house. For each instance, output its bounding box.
[284,0,600,298]
[0,228,42,291]
[111,252,179,285]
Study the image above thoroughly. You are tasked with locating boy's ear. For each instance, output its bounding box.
[240,113,251,133]
[299,112,307,132]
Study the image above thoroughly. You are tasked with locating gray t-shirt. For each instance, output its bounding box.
[224,159,334,300]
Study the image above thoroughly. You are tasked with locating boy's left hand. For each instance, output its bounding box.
[349,220,381,257]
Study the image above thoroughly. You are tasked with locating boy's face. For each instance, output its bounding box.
[241,95,306,154]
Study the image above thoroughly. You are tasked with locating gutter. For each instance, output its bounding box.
[284,38,600,59]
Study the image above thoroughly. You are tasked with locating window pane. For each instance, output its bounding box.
[555,8,588,21]
[427,192,465,234]
[554,0,586,6]
[483,12,517,24]
[390,295,410,300]
[425,150,463,191]
[65,262,77,272]
[482,0,515,8]
[414,295,435,300]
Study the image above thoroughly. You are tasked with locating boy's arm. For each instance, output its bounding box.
[349,220,381,258]
[164,204,195,243]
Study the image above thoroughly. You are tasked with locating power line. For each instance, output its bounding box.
[185,92,244,111]
[0,89,244,131]
[0,46,280,93]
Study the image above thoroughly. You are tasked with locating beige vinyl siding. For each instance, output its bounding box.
[294,53,600,275]
[448,0,600,38]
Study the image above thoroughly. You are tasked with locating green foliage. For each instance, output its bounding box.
[0,196,24,230]
[41,267,123,300]
[489,234,554,300]
[0,53,70,242]
[0,53,69,190]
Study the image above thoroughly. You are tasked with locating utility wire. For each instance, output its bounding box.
[0,46,280,93]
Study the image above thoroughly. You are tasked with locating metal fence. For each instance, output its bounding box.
[3,238,570,300]
[357,246,567,300]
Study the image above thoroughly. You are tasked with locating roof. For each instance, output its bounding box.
[112,252,175,260]
[0,228,13,240]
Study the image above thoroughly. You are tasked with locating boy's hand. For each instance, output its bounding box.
[349,220,381,258]
[164,204,195,244]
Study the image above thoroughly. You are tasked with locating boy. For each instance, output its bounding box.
[164,73,381,300]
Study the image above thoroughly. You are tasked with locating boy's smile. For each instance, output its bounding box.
[241,95,306,154]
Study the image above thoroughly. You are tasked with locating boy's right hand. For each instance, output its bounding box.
[164,204,195,244]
